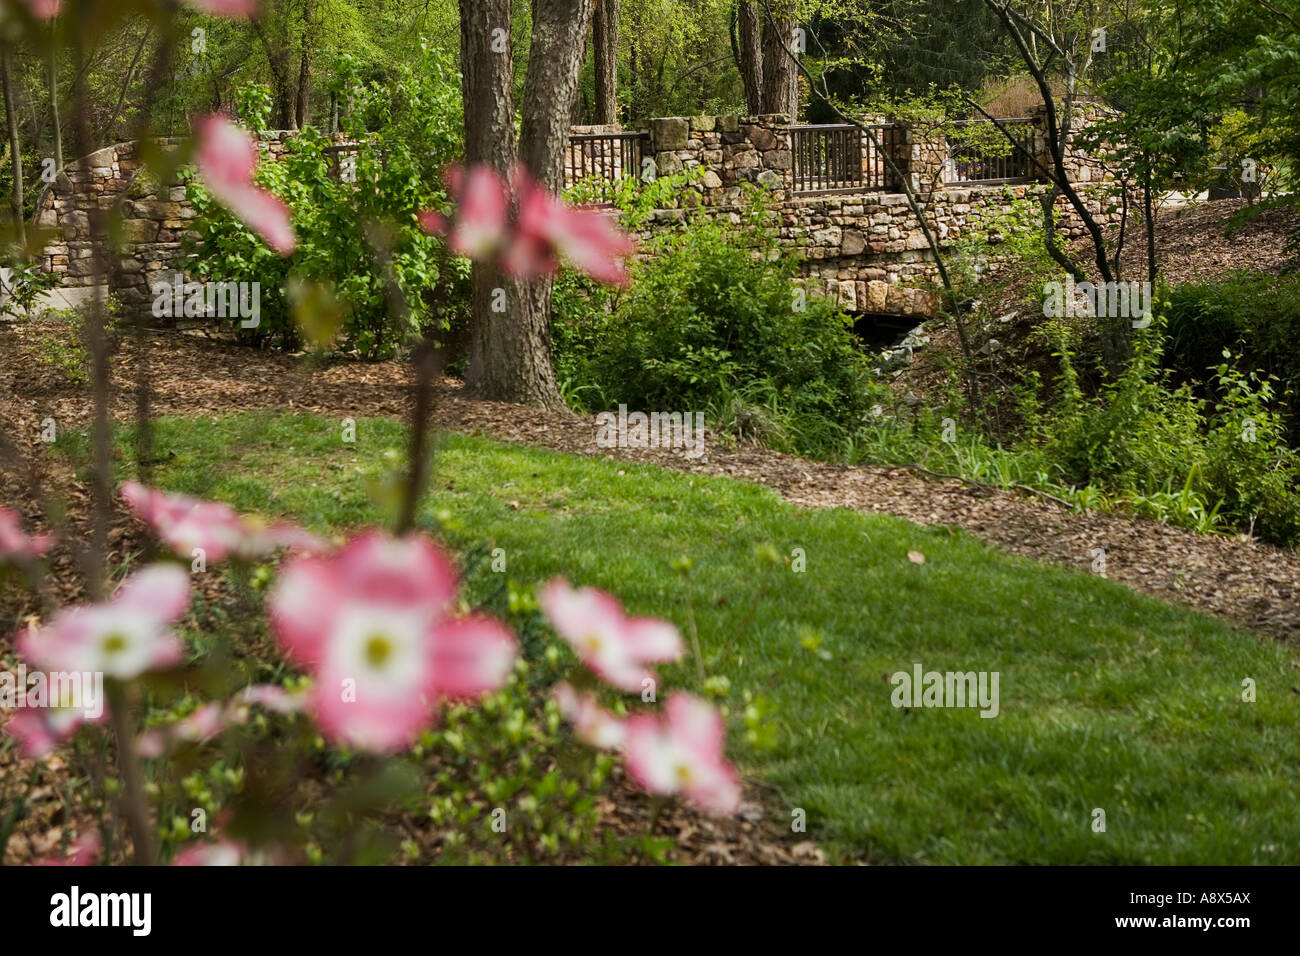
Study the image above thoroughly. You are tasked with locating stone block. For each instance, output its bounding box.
[865,280,890,312]
[762,148,792,170]
[742,125,777,151]
[841,229,866,256]
[650,117,690,151]
[120,219,160,243]
[656,151,684,175]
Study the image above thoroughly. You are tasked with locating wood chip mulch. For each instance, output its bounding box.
[3,321,1297,646]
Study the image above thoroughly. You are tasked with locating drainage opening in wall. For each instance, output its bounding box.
[851,312,925,350]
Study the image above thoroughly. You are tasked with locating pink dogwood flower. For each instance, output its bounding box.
[623,692,742,816]
[9,0,60,20]
[136,684,306,758]
[538,579,683,693]
[268,531,518,752]
[195,115,296,254]
[172,837,284,866]
[419,163,634,286]
[441,165,510,260]
[5,699,103,759]
[510,165,635,285]
[553,682,626,750]
[17,564,190,681]
[33,831,101,867]
[186,0,258,15]
[0,507,52,562]
[121,481,324,563]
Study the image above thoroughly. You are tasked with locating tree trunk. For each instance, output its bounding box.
[593,0,619,125]
[296,48,311,128]
[2,45,25,247]
[459,0,525,403]
[507,0,595,410]
[295,0,315,129]
[761,3,797,118]
[457,0,595,409]
[736,1,764,115]
[48,33,63,171]
[270,55,297,129]
[253,16,298,130]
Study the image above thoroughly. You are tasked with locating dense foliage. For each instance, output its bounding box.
[553,186,880,459]
[186,48,468,355]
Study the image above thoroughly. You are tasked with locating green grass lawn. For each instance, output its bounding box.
[61,411,1300,864]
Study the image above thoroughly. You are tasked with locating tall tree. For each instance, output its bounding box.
[48,22,63,171]
[2,42,25,247]
[294,0,316,129]
[252,0,322,129]
[458,0,517,398]
[734,1,764,114]
[760,0,797,116]
[592,0,619,124]
[458,0,595,409]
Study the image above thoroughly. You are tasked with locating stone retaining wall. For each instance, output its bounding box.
[31,109,1120,320]
[32,131,294,314]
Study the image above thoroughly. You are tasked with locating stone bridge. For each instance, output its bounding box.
[568,105,1117,320]
[25,108,1117,321]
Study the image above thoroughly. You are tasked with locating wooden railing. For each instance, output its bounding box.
[791,123,903,194]
[942,118,1037,185]
[563,131,649,202]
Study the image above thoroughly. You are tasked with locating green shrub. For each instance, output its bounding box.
[1163,271,1300,441]
[187,49,468,357]
[1,258,62,321]
[553,189,881,458]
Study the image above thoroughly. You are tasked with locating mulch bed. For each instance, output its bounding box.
[3,321,1297,643]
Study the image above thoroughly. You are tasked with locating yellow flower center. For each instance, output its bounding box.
[364,634,393,669]
[102,633,128,655]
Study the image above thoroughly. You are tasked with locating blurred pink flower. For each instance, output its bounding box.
[538,579,682,693]
[623,693,741,816]
[419,163,634,286]
[194,115,296,254]
[185,0,258,15]
[6,701,102,760]
[0,507,52,562]
[171,837,284,866]
[443,165,510,260]
[172,840,246,866]
[121,481,244,561]
[121,481,324,563]
[136,684,306,758]
[268,531,518,752]
[10,0,60,20]
[232,682,305,716]
[510,165,634,286]
[33,831,101,867]
[17,564,190,681]
[553,682,625,750]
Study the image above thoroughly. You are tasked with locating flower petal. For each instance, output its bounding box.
[429,615,518,700]
[113,563,192,622]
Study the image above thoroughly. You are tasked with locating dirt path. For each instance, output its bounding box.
[3,324,1297,644]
